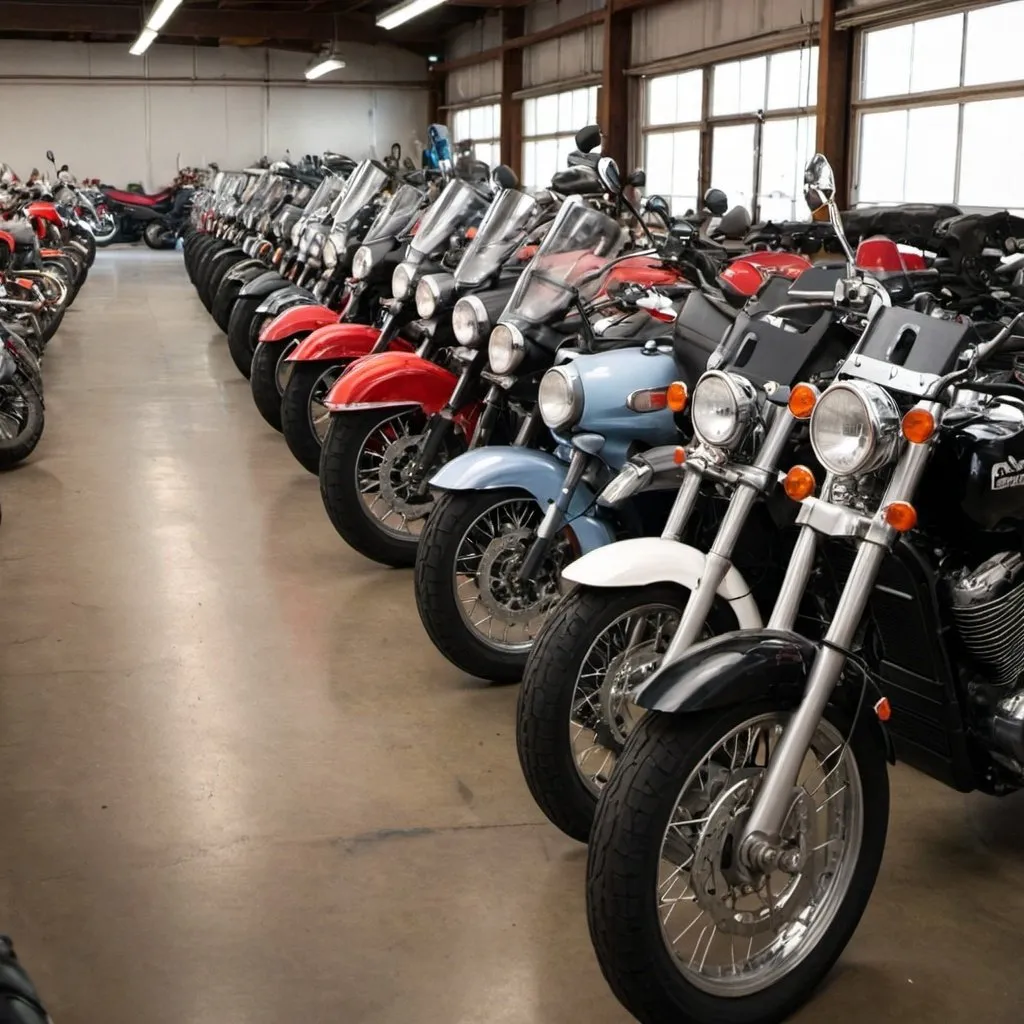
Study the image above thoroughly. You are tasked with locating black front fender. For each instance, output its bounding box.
[635,630,819,713]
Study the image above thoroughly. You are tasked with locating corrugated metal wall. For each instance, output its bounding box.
[446,16,502,105]
[631,0,819,67]
[523,0,605,90]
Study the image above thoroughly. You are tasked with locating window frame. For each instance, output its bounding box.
[520,85,600,189]
[449,102,502,171]
[850,2,1024,208]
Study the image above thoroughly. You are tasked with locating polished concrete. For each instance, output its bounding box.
[0,249,1021,1023]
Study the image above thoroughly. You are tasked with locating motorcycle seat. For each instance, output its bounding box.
[103,188,172,207]
[0,221,36,248]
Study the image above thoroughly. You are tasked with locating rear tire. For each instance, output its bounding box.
[144,221,173,249]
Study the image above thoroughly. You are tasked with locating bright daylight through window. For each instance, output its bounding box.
[451,104,501,170]
[522,87,599,188]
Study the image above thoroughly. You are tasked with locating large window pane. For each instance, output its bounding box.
[758,116,816,222]
[712,56,767,115]
[523,98,537,137]
[767,47,818,110]
[964,1,1024,86]
[861,24,912,99]
[644,129,699,214]
[711,123,756,213]
[960,96,1024,208]
[535,94,558,133]
[857,109,907,203]
[908,14,962,93]
[646,69,703,126]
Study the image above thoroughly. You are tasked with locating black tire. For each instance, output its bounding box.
[281,359,349,475]
[517,584,701,842]
[204,252,243,313]
[0,375,45,468]
[586,700,890,1024]
[414,487,540,684]
[144,221,172,250]
[249,340,298,432]
[319,408,436,568]
[212,275,244,333]
[226,295,270,379]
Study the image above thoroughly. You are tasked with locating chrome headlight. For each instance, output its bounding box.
[352,245,374,280]
[810,381,902,477]
[452,295,488,346]
[416,276,440,319]
[323,238,337,269]
[691,370,756,449]
[538,365,583,430]
[488,322,525,375]
[290,221,303,247]
[392,261,415,300]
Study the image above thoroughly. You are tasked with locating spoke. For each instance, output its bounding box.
[698,925,717,972]
[815,783,849,812]
[673,908,706,947]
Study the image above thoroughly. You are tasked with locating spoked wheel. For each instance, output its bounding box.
[93,215,118,247]
[0,375,45,467]
[281,360,349,474]
[415,489,575,683]
[249,339,300,431]
[587,701,889,1024]
[518,584,711,841]
[319,407,463,567]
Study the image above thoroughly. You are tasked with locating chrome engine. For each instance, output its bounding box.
[950,552,1024,687]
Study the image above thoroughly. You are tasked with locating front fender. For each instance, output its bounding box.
[258,286,316,317]
[562,537,762,630]
[260,304,337,344]
[324,351,458,416]
[240,271,288,300]
[634,630,818,712]
[288,323,412,362]
[429,447,616,555]
[224,260,269,286]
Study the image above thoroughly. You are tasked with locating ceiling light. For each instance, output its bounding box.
[146,0,184,32]
[305,55,346,80]
[376,0,448,31]
[129,28,158,55]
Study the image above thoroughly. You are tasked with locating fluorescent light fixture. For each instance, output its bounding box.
[147,0,184,32]
[129,28,158,55]
[305,56,346,80]
[376,0,448,31]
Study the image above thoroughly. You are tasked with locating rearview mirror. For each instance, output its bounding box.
[493,164,519,190]
[46,150,55,164]
[627,169,646,188]
[597,156,621,194]
[803,152,836,213]
[703,188,728,216]
[575,124,602,155]
[645,194,670,218]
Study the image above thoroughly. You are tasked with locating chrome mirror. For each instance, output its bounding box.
[803,152,855,272]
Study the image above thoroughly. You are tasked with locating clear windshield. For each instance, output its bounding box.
[303,174,344,219]
[409,178,491,260]
[454,189,540,288]
[501,199,625,323]
[362,184,424,245]
[330,160,390,227]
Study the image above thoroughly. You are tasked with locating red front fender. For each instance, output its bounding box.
[324,351,459,415]
[287,323,414,363]
[260,304,337,344]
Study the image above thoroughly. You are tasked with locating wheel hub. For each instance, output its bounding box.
[598,641,665,748]
[476,528,564,623]
[378,434,434,521]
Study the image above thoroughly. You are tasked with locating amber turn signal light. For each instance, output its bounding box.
[902,408,936,443]
[667,381,688,413]
[874,697,892,722]
[673,446,686,465]
[883,501,917,532]
[783,465,815,501]
[788,383,818,420]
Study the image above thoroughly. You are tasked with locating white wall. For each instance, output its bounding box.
[0,41,429,190]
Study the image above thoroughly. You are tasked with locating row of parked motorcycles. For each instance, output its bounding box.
[0,166,100,474]
[184,126,1024,1022]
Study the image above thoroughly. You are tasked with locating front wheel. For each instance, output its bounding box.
[319,407,463,567]
[0,374,44,467]
[414,489,575,683]
[250,340,300,432]
[144,221,174,249]
[587,701,889,1024]
[281,360,350,474]
[226,295,271,379]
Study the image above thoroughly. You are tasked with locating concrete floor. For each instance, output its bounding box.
[0,249,1021,1023]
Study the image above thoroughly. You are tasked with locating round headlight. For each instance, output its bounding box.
[453,295,488,345]
[392,261,414,300]
[415,276,440,319]
[691,370,756,449]
[810,381,901,477]
[538,366,582,430]
[352,245,374,280]
[323,238,338,269]
[290,221,303,247]
[488,322,526,375]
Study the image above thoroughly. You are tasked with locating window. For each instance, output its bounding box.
[854,1,1024,209]
[640,46,817,221]
[521,86,598,189]
[450,104,501,170]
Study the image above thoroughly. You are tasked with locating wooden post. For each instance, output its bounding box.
[815,0,853,206]
[500,6,525,178]
[600,1,633,169]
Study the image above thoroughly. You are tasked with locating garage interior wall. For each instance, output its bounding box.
[0,41,428,190]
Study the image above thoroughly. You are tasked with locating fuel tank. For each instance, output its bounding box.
[955,398,1024,530]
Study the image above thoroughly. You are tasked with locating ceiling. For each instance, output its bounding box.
[0,0,524,57]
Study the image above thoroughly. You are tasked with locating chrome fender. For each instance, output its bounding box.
[429,447,616,555]
[561,537,762,629]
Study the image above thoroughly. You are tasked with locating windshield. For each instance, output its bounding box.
[330,160,390,227]
[303,174,345,218]
[501,199,625,323]
[454,188,540,288]
[409,178,491,260]
[362,184,424,245]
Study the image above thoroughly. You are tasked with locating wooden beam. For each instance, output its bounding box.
[815,0,853,206]
[435,9,605,73]
[600,4,632,169]
[499,6,524,178]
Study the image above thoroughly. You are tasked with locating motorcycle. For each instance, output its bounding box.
[100,171,196,249]
[585,154,1024,1023]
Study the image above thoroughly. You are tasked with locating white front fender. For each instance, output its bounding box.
[561,537,763,630]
